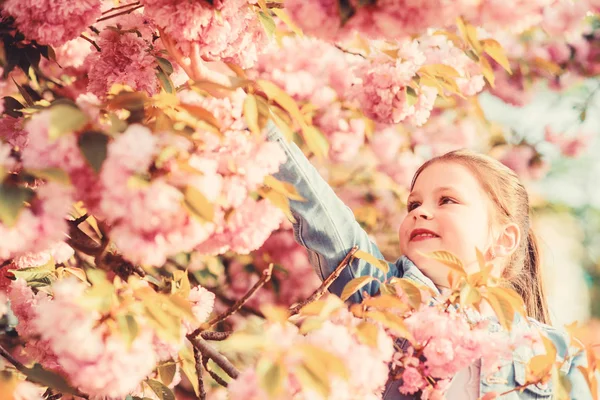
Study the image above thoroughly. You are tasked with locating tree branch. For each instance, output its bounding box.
[96,4,144,23]
[188,336,240,380]
[193,347,207,400]
[200,331,232,341]
[189,264,273,338]
[202,355,229,387]
[289,246,358,315]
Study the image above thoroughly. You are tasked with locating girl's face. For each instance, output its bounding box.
[399,161,494,287]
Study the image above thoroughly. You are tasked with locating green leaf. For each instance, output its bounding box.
[183,185,214,222]
[353,250,389,275]
[78,131,109,173]
[10,258,55,283]
[27,167,70,184]
[22,364,80,395]
[340,276,374,301]
[157,68,175,94]
[0,184,34,228]
[3,96,25,118]
[156,57,174,75]
[258,359,286,397]
[405,86,418,107]
[258,11,276,39]
[49,104,89,141]
[12,78,34,106]
[158,362,177,387]
[146,379,175,400]
[117,314,139,348]
[179,346,200,397]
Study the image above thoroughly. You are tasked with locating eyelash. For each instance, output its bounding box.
[407,196,457,211]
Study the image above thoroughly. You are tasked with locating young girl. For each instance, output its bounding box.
[265,120,596,400]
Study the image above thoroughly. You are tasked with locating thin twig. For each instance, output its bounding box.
[334,44,367,59]
[203,356,229,387]
[189,264,273,338]
[289,246,358,315]
[79,34,100,52]
[72,214,89,226]
[200,331,233,341]
[193,347,207,400]
[188,336,240,380]
[0,344,27,371]
[101,1,141,15]
[96,4,144,23]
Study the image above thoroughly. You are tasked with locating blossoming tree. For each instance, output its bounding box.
[0,0,598,399]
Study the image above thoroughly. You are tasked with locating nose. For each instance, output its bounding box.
[414,208,433,220]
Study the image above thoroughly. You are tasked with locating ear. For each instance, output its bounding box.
[493,222,521,258]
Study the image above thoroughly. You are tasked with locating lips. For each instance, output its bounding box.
[409,228,440,242]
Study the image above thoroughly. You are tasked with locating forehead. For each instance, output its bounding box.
[411,161,486,196]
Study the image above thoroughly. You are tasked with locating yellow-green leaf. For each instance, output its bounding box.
[263,175,305,201]
[258,80,305,125]
[78,131,109,173]
[340,276,374,301]
[421,250,466,277]
[243,94,261,134]
[482,39,512,74]
[179,346,199,396]
[394,278,423,309]
[146,379,175,400]
[301,125,329,159]
[484,287,517,330]
[353,249,389,275]
[294,362,330,398]
[362,294,409,311]
[258,359,286,397]
[183,185,214,222]
[178,103,222,130]
[405,86,418,107]
[117,314,139,349]
[271,8,303,36]
[298,294,345,317]
[365,310,414,342]
[355,321,379,347]
[479,56,495,88]
[258,10,276,38]
[158,362,177,387]
[0,184,34,228]
[459,282,481,307]
[27,167,71,184]
[258,187,295,223]
[49,104,89,140]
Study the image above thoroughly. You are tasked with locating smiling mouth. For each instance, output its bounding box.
[410,229,440,242]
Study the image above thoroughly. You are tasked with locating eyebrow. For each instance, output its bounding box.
[408,186,456,200]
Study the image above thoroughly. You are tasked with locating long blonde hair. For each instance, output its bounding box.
[410,149,550,324]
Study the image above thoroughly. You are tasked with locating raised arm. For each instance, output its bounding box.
[265,121,398,303]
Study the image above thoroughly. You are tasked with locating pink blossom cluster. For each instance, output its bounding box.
[410,113,480,157]
[368,125,424,188]
[97,124,217,265]
[0,116,28,150]
[226,227,320,309]
[284,0,460,42]
[253,36,360,105]
[97,90,286,263]
[140,0,267,68]
[20,109,100,208]
[85,14,161,99]
[497,145,550,181]
[0,182,73,264]
[544,126,591,157]
[2,0,101,47]
[314,104,367,162]
[7,278,157,397]
[396,307,513,396]
[349,41,434,126]
[228,311,394,399]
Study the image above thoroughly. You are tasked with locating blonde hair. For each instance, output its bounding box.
[410,149,550,324]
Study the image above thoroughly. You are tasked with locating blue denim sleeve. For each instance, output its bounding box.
[265,121,399,303]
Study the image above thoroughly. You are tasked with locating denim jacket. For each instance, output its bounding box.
[266,121,597,400]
